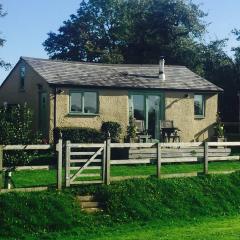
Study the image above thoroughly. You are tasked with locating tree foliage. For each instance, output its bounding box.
[43,0,206,64]
[0,4,10,69]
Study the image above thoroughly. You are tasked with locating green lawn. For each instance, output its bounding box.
[76,216,240,240]
[24,215,240,240]
[10,161,240,188]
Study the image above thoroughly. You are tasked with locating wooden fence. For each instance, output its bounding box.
[0,139,63,192]
[63,139,240,187]
[1,139,240,191]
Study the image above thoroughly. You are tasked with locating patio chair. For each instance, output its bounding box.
[160,120,181,142]
[134,119,152,143]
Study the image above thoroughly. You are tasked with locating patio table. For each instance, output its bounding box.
[161,127,180,142]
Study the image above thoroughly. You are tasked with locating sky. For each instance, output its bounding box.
[0,0,240,84]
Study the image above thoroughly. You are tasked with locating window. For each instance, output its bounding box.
[20,65,26,89]
[70,91,98,114]
[194,94,205,117]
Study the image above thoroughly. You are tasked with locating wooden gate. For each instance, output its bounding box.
[65,141,105,186]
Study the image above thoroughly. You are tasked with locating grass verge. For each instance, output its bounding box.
[2,172,240,238]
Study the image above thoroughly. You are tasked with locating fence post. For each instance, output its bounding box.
[65,140,71,187]
[157,143,161,179]
[204,142,209,175]
[105,138,111,185]
[57,139,63,190]
[0,145,3,190]
[102,140,106,184]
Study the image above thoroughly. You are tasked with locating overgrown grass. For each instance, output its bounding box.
[2,172,240,238]
[10,161,240,188]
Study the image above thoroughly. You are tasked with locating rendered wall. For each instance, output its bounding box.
[49,88,129,141]
[165,92,218,142]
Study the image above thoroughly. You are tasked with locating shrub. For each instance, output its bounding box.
[101,121,122,142]
[54,127,104,143]
[0,104,41,166]
[126,116,137,142]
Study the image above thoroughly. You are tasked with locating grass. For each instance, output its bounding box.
[10,161,240,188]
[12,169,57,188]
[25,215,240,240]
[3,172,240,238]
[82,216,240,240]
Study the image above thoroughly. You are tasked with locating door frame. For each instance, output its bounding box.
[39,91,48,137]
[129,91,165,139]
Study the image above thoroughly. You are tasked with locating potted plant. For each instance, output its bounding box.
[214,112,226,142]
[126,116,137,143]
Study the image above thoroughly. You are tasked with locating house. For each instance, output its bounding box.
[0,56,222,142]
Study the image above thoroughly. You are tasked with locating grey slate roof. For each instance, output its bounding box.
[22,57,223,92]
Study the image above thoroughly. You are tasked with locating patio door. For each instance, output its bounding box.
[147,95,161,139]
[130,93,163,139]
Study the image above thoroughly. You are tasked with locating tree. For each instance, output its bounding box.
[43,0,207,64]
[0,4,10,69]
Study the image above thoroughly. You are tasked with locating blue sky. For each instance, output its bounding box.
[0,0,240,84]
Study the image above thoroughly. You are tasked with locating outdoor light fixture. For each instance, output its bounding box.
[57,89,64,94]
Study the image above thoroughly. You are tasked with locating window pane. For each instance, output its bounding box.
[194,95,204,116]
[132,95,145,120]
[84,92,97,113]
[20,65,25,89]
[70,92,82,112]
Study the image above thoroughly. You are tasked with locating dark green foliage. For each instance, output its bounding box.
[126,116,137,142]
[0,104,41,166]
[43,0,206,64]
[101,121,122,142]
[54,127,104,143]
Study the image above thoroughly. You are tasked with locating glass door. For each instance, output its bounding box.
[132,95,145,122]
[130,92,163,140]
[147,95,160,139]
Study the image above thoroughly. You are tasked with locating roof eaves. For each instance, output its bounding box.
[48,82,223,93]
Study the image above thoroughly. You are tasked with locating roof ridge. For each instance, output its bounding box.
[21,56,186,68]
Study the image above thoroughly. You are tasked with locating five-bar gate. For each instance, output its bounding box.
[65,141,108,186]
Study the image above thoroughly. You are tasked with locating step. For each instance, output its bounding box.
[80,201,103,208]
[84,207,104,213]
[76,195,95,202]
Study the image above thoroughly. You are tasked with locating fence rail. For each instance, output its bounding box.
[1,140,240,191]
[0,141,62,192]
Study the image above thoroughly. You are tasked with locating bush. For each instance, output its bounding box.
[101,121,122,142]
[0,104,41,166]
[54,127,104,143]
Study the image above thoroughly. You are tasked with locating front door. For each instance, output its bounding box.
[39,92,48,138]
[130,93,163,139]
